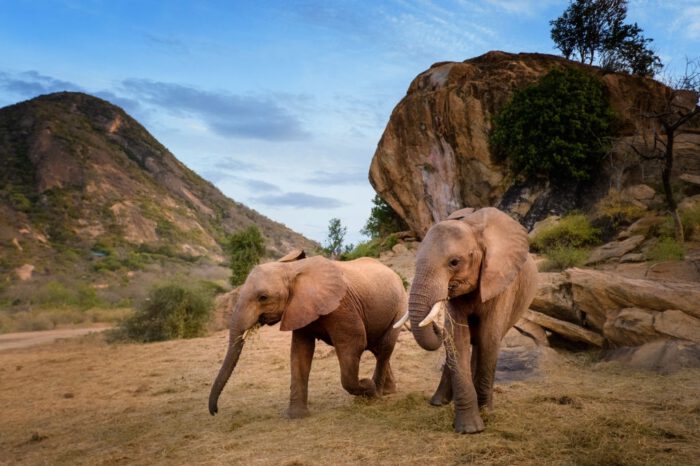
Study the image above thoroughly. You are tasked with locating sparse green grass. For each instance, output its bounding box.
[647,237,685,261]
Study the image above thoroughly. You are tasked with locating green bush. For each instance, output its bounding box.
[227,225,265,286]
[362,195,409,239]
[530,214,601,252]
[540,245,590,272]
[114,284,213,342]
[647,238,684,261]
[491,67,614,182]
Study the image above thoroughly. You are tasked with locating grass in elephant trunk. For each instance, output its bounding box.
[0,327,698,465]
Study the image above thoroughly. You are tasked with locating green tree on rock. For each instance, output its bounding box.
[550,0,661,77]
[361,195,408,239]
[227,225,265,286]
[490,67,614,183]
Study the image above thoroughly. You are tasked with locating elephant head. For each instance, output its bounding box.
[208,251,347,415]
[405,207,529,351]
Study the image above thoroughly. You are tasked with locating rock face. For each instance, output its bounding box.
[530,268,700,350]
[369,51,700,236]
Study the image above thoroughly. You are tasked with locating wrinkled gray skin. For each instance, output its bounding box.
[408,207,537,434]
[209,251,406,419]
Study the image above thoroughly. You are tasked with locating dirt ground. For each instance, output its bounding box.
[0,325,111,352]
[1,326,698,466]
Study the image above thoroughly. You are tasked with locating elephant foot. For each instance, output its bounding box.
[453,411,485,434]
[284,405,310,419]
[429,391,453,406]
[379,383,397,396]
[359,378,378,397]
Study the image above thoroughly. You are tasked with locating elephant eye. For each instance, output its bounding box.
[449,258,460,267]
[258,294,269,302]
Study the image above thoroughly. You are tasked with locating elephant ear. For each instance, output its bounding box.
[462,207,529,303]
[446,207,475,220]
[278,249,306,262]
[280,256,347,331]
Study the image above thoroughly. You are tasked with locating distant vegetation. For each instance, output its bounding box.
[227,226,265,286]
[491,67,614,183]
[323,218,350,259]
[111,283,213,342]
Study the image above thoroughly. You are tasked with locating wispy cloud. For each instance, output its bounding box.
[244,179,281,192]
[144,33,190,54]
[121,78,310,141]
[251,191,346,209]
[483,0,558,15]
[305,169,368,186]
[0,70,81,97]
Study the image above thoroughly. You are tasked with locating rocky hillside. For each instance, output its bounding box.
[369,51,700,236]
[0,92,316,301]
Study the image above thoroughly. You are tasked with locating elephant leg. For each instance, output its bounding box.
[370,329,399,395]
[446,311,484,434]
[429,362,453,406]
[286,330,315,419]
[473,325,502,411]
[336,346,377,397]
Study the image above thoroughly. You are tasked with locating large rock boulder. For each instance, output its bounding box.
[369,51,700,236]
[528,268,700,352]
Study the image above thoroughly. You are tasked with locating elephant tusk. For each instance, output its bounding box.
[393,311,409,329]
[241,329,250,341]
[419,300,446,328]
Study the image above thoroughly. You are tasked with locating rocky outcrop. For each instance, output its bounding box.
[530,268,700,350]
[369,51,700,236]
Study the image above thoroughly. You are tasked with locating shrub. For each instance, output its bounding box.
[530,214,601,252]
[646,238,684,261]
[491,67,614,183]
[227,225,265,286]
[362,195,409,239]
[114,284,213,342]
[680,204,700,239]
[540,245,590,272]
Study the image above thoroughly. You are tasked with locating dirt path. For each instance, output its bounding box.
[0,325,111,352]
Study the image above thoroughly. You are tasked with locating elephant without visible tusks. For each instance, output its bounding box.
[209,250,407,419]
[395,207,538,434]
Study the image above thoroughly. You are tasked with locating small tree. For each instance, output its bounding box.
[227,225,265,286]
[361,195,409,239]
[550,0,661,77]
[630,58,700,242]
[491,67,614,183]
[324,218,347,259]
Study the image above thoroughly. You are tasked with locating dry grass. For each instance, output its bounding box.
[1,327,698,465]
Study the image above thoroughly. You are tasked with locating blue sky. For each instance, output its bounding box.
[1,1,699,244]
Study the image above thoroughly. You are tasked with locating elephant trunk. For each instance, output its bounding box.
[408,266,445,351]
[208,327,246,415]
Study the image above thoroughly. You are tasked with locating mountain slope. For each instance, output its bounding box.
[0,92,316,303]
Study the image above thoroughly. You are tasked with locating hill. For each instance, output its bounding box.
[0,92,316,310]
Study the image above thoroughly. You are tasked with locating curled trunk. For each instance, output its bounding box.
[208,328,245,415]
[408,268,445,351]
